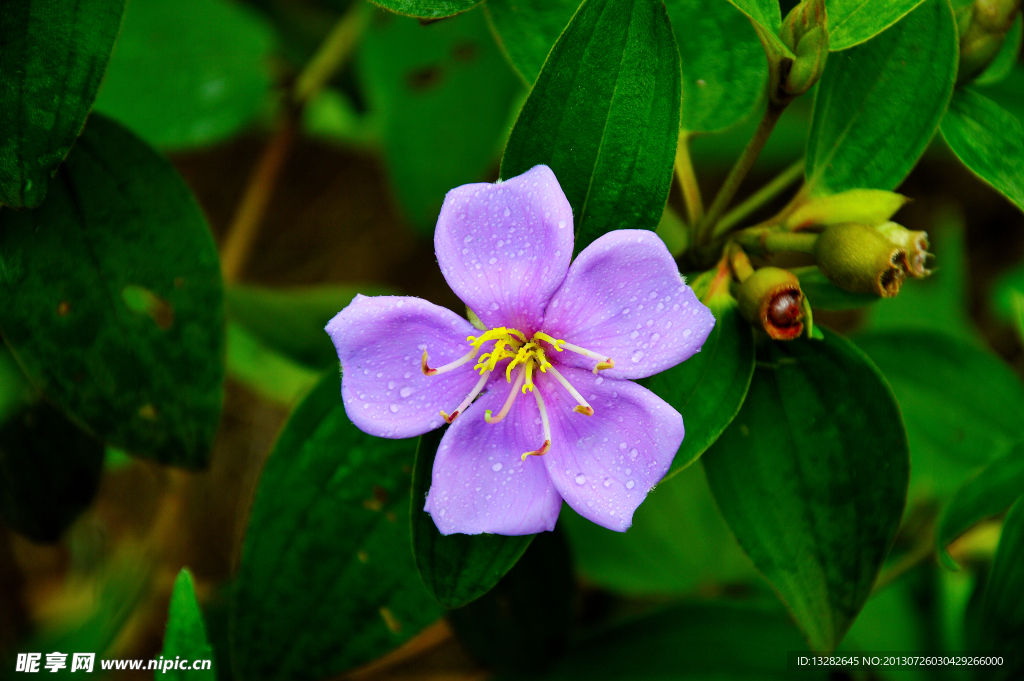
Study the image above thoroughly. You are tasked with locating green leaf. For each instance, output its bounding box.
[641,291,755,478]
[93,0,275,150]
[856,330,1024,505]
[226,323,322,406]
[410,428,534,608]
[360,7,522,234]
[227,284,391,369]
[974,14,1022,86]
[0,113,224,469]
[230,372,442,681]
[370,0,481,19]
[0,0,126,207]
[793,266,879,310]
[974,497,1024,679]
[161,569,216,680]
[668,0,768,134]
[941,88,1024,212]
[827,0,926,51]
[484,0,580,85]
[0,401,104,543]
[560,456,758,595]
[447,529,576,675]
[701,330,909,652]
[514,601,828,680]
[806,0,957,196]
[937,442,1024,568]
[500,0,682,254]
[727,0,782,33]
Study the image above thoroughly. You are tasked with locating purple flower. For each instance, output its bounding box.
[326,166,715,535]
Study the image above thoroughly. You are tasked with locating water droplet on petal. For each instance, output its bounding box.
[626,480,635,489]
[387,380,395,389]
[389,404,399,413]
[574,474,587,485]
[629,448,639,460]
[631,350,644,362]
[400,387,413,398]
[683,328,693,337]
[504,207,511,217]
[603,477,612,488]
[492,462,503,472]
[489,257,497,265]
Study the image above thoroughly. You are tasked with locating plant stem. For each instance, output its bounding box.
[714,159,805,239]
[734,228,817,257]
[219,2,368,283]
[674,131,704,231]
[699,102,787,245]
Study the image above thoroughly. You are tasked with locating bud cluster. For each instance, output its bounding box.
[956,0,1023,84]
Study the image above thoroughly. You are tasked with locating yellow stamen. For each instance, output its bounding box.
[485,369,526,424]
[522,390,552,460]
[559,341,614,374]
[533,331,565,351]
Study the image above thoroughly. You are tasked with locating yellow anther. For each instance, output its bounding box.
[522,359,535,393]
[534,332,565,351]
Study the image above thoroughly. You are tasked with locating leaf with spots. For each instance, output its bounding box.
[0,0,126,207]
[500,0,682,253]
[411,427,534,608]
[702,329,909,652]
[230,372,443,681]
[359,6,522,234]
[0,113,224,468]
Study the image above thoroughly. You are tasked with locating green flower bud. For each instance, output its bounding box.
[731,266,806,340]
[774,0,829,103]
[957,0,1022,84]
[784,190,909,230]
[876,221,931,278]
[813,224,908,297]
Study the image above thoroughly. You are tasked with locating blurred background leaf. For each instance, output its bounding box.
[0,0,125,207]
[94,0,277,151]
[161,569,216,680]
[484,0,579,85]
[0,114,224,469]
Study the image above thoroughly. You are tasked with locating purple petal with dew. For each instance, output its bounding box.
[435,165,574,333]
[326,295,481,439]
[424,380,562,536]
[541,230,716,380]
[538,367,683,532]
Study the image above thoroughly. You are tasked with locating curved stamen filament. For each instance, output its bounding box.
[440,369,491,424]
[485,369,526,424]
[546,365,594,416]
[559,341,614,374]
[533,332,565,351]
[522,390,552,461]
[422,346,479,376]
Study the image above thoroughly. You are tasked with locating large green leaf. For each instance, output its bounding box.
[668,0,767,134]
[974,14,1022,86]
[500,0,682,254]
[360,7,522,234]
[371,0,481,18]
[230,372,442,681]
[448,529,576,675]
[93,0,275,150]
[727,0,782,33]
[806,0,957,196]
[0,114,224,469]
[937,442,1024,568]
[641,291,755,478]
[560,456,758,595]
[0,0,125,208]
[0,401,104,543]
[974,498,1024,681]
[512,600,829,680]
[701,330,909,652]
[941,88,1024,212]
[856,330,1024,505]
[227,284,391,369]
[484,0,580,85]
[161,569,216,680]
[410,428,534,608]
[827,0,925,51]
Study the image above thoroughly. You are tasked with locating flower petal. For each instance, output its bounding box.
[434,165,574,332]
[424,381,562,536]
[541,230,716,379]
[326,295,481,439]
[538,367,683,532]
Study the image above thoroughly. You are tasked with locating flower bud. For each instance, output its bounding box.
[784,190,909,230]
[957,0,1022,84]
[813,224,908,297]
[774,0,829,103]
[731,266,805,340]
[875,222,931,278]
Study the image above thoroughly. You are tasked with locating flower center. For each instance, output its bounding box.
[421,325,615,460]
